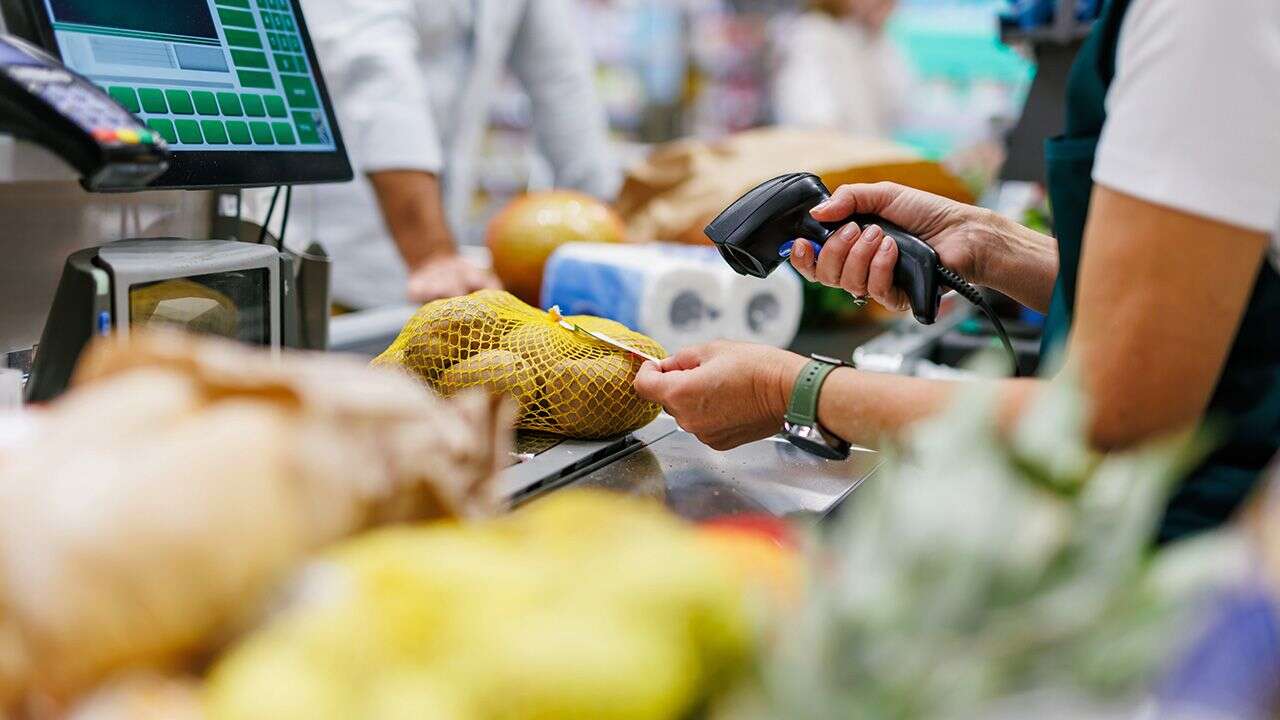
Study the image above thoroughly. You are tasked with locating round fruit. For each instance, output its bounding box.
[486,191,626,305]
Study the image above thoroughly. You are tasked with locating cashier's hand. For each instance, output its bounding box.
[407,254,502,304]
[634,341,808,451]
[789,182,991,312]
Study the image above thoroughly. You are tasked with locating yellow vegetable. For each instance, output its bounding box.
[206,491,759,720]
[376,291,665,439]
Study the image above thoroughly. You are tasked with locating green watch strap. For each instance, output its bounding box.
[785,359,840,426]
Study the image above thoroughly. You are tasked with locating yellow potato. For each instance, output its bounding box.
[376,297,504,385]
[543,352,657,439]
[566,315,667,361]
[437,350,542,417]
[498,324,554,361]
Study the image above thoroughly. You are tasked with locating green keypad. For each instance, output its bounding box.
[226,120,253,145]
[264,95,287,117]
[217,8,256,28]
[232,48,269,69]
[138,88,168,113]
[224,28,262,49]
[292,111,321,143]
[242,94,266,117]
[146,119,178,144]
[281,75,319,108]
[97,0,332,151]
[165,90,195,115]
[192,91,219,115]
[249,121,275,145]
[274,53,298,73]
[238,70,275,89]
[271,122,296,145]
[108,87,140,113]
[174,119,203,144]
[217,92,244,116]
[201,120,229,145]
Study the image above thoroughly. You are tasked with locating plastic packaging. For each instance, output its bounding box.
[542,243,803,351]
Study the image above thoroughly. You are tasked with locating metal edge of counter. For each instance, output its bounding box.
[498,416,681,506]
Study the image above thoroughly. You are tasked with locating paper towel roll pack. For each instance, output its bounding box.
[541,243,802,351]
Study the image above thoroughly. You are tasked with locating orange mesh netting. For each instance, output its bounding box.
[374,290,667,439]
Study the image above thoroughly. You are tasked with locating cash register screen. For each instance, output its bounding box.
[23,0,352,187]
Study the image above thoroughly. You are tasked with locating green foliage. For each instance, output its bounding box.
[749,375,1233,720]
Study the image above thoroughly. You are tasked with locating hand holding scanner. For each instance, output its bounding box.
[705,172,1020,374]
[0,33,168,190]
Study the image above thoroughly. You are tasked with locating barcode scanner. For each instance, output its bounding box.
[705,172,1020,375]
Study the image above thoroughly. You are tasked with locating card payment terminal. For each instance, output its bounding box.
[0,32,168,190]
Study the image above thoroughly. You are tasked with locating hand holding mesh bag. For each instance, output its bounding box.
[375,290,667,439]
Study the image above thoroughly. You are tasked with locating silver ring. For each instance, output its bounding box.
[852,296,869,308]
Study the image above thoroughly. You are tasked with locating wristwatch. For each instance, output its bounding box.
[783,354,852,460]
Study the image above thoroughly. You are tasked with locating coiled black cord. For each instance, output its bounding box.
[935,264,1022,377]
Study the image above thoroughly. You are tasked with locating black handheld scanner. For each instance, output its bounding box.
[704,173,943,325]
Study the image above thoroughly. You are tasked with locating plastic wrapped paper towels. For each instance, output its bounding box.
[541,243,803,352]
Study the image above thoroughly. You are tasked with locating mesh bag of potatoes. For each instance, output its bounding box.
[375,290,667,439]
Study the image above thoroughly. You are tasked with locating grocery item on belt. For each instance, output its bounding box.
[0,330,510,713]
[541,242,803,351]
[374,290,667,440]
[540,242,724,352]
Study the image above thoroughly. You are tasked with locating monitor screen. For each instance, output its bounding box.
[130,269,270,344]
[12,0,351,187]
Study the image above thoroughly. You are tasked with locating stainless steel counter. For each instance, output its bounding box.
[501,416,881,522]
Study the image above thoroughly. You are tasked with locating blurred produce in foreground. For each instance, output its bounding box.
[375,290,666,440]
[486,191,628,305]
[0,331,511,716]
[205,491,784,720]
[725,371,1245,719]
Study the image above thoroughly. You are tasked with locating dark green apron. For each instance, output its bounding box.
[1041,0,1280,543]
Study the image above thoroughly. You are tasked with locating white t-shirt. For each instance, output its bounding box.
[1094,0,1280,241]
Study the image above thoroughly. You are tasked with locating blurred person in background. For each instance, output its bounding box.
[639,0,1280,544]
[770,0,910,138]
[297,0,618,308]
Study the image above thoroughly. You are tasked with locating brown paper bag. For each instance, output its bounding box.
[616,127,974,244]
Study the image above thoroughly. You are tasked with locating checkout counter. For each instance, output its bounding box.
[0,0,880,524]
[331,305,882,521]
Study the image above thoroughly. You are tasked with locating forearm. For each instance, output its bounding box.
[971,208,1059,313]
[813,367,1041,447]
[368,170,456,268]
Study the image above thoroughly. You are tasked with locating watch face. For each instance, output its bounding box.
[810,353,847,367]
[784,422,851,460]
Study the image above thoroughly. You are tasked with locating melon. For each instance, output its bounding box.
[486,191,626,305]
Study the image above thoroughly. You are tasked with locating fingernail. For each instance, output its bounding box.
[879,236,894,253]
[812,200,831,212]
[791,240,806,259]
[861,225,880,244]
